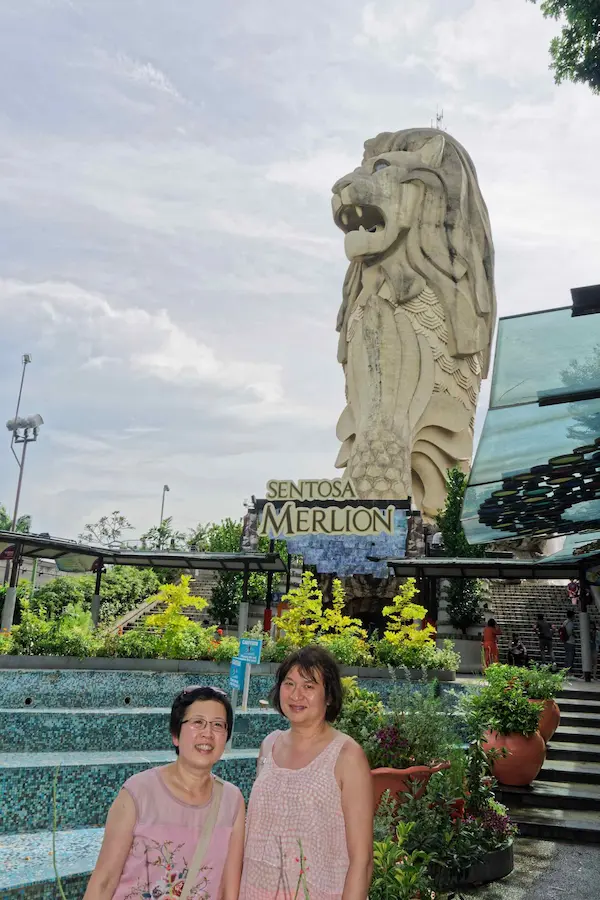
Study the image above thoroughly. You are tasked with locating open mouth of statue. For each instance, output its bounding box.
[336,204,385,234]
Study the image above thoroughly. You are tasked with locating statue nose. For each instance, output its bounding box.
[331,175,353,195]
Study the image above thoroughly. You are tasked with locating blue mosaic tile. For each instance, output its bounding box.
[0,707,288,752]
[286,510,408,576]
[0,827,102,893]
[0,669,280,710]
[2,872,89,899]
[0,668,438,710]
[0,750,257,834]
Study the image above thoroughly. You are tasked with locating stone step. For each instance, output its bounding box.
[0,748,257,835]
[0,707,286,753]
[557,699,600,715]
[506,805,600,844]
[556,711,600,727]
[546,741,600,764]
[536,759,600,786]
[0,827,102,899]
[497,779,600,813]
[559,686,600,702]
[551,724,600,745]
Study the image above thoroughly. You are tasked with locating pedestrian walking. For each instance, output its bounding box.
[560,610,577,673]
[534,613,555,666]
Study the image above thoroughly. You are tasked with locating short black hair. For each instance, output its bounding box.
[170,686,234,752]
[537,613,544,620]
[487,618,497,627]
[271,645,343,723]
[567,610,575,620]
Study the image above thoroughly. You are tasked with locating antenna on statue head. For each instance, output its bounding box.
[430,106,446,131]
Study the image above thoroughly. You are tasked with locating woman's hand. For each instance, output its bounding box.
[337,739,374,900]
[82,789,136,900]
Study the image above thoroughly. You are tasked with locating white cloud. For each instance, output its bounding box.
[1,0,599,539]
[0,278,283,404]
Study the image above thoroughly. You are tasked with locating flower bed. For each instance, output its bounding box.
[0,572,459,675]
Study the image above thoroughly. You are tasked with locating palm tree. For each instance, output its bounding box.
[0,504,31,533]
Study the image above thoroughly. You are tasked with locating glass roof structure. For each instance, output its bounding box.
[462,301,600,545]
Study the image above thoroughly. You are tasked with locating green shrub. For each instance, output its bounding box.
[374,637,459,671]
[318,633,373,667]
[467,679,543,737]
[0,629,14,654]
[31,567,161,624]
[335,678,385,745]
[485,663,566,701]
[211,635,240,662]
[10,600,100,657]
[260,633,296,663]
[101,629,163,659]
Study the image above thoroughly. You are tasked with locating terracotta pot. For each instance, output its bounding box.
[528,698,560,742]
[483,730,546,786]
[371,761,451,811]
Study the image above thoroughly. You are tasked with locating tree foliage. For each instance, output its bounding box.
[529,0,600,93]
[30,566,160,624]
[0,503,31,533]
[435,468,485,632]
[139,517,187,551]
[79,511,133,546]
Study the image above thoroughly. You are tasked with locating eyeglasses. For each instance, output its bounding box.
[182,716,228,734]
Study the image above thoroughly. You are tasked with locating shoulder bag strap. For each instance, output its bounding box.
[179,777,225,900]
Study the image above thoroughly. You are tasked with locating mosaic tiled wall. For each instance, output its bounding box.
[0,754,257,835]
[1,708,288,752]
[0,667,458,710]
[4,872,89,900]
[285,509,409,576]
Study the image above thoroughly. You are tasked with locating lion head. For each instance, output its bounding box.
[332,127,496,374]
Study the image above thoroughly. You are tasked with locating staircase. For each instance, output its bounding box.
[489,581,599,670]
[110,570,222,634]
[497,683,600,843]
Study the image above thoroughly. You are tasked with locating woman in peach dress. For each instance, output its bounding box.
[240,646,373,900]
[482,618,502,669]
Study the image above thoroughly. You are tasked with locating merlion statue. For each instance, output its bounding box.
[331,128,496,518]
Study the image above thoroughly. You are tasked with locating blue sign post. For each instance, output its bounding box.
[229,657,247,691]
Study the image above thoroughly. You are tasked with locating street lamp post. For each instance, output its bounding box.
[158,484,170,550]
[1,414,44,631]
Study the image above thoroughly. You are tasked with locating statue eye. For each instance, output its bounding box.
[374,160,390,172]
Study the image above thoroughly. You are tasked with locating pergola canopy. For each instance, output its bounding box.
[0,531,287,574]
[382,553,600,581]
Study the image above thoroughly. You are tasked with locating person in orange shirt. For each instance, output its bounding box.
[482,618,502,669]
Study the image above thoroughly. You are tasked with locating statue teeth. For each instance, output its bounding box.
[341,212,349,226]
[359,225,366,233]
[355,206,363,218]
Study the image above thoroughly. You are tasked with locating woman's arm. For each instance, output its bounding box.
[219,793,246,900]
[337,740,374,900]
[83,789,136,900]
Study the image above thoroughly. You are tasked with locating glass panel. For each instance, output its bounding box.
[490,307,600,409]
[464,396,600,544]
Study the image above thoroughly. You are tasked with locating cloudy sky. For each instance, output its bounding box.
[1,0,599,542]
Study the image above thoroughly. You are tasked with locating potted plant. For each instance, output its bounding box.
[485,664,565,742]
[362,678,455,809]
[519,666,565,742]
[468,679,545,786]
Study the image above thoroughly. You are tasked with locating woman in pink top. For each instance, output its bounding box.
[83,686,245,900]
[240,646,373,900]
